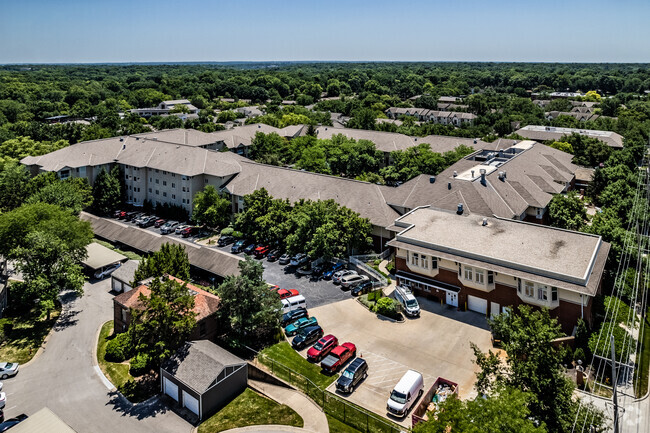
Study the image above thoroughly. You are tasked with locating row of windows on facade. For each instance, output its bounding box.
[518,279,558,302]
[123,166,193,181]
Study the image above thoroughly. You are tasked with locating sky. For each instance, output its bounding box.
[1,0,649,64]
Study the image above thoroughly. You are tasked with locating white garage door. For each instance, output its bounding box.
[467,295,487,315]
[111,277,122,293]
[163,377,178,401]
[183,390,199,416]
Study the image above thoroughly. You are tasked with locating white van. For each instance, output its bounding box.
[394,286,420,317]
[281,295,307,314]
[386,369,424,417]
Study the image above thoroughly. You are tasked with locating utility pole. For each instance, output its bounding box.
[611,335,619,433]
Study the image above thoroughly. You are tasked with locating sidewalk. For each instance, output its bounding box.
[379,259,396,295]
[249,380,329,433]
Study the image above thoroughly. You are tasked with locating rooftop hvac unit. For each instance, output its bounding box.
[429,176,435,183]
[453,171,458,177]
[457,203,464,214]
[482,217,488,226]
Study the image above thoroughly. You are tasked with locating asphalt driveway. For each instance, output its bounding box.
[310,294,494,428]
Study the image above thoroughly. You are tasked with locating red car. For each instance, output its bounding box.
[154,218,166,228]
[277,288,299,300]
[321,342,356,373]
[181,226,197,238]
[307,334,338,362]
[254,245,271,258]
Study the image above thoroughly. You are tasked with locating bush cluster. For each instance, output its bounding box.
[105,332,132,362]
[129,352,152,377]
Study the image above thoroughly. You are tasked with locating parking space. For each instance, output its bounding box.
[309,295,495,427]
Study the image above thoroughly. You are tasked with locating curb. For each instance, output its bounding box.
[92,320,117,392]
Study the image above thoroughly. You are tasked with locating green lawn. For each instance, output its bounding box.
[96,321,131,389]
[327,414,363,433]
[0,305,60,365]
[198,388,303,433]
[258,342,337,389]
[635,307,650,398]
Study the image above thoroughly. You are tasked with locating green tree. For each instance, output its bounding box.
[91,167,122,215]
[0,136,68,160]
[548,191,586,231]
[413,387,546,433]
[133,243,191,283]
[192,185,231,228]
[0,161,31,212]
[129,277,197,368]
[549,141,574,154]
[472,305,606,433]
[214,256,281,347]
[0,203,93,316]
[27,177,93,214]
[347,107,377,130]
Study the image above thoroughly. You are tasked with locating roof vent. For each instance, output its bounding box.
[448,182,452,190]
[473,139,477,144]
[258,125,261,128]
[480,169,487,186]
[453,171,458,177]
[482,217,488,226]
[471,170,475,178]
[122,144,126,150]
[429,176,435,184]
[457,203,463,214]
[414,137,417,141]
[498,171,505,181]
[119,137,124,142]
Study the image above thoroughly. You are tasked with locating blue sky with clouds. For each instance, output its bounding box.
[1,0,649,63]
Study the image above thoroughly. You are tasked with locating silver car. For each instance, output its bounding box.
[0,362,19,379]
[341,274,369,289]
[160,221,179,234]
[332,270,357,285]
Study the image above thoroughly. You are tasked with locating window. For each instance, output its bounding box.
[59,169,70,179]
[155,169,159,173]
[205,179,208,184]
[172,183,175,188]
[421,255,428,269]
[163,181,167,186]
[475,269,484,284]
[517,278,522,293]
[458,263,462,276]
[464,266,473,281]
[163,192,167,197]
[121,308,127,322]
[487,271,494,284]
[163,171,167,175]
[148,188,152,193]
[155,190,159,195]
[524,281,535,297]
[172,173,175,177]
[431,257,438,269]
[182,187,186,192]
[411,253,419,267]
[155,179,159,184]
[149,177,152,182]
[538,286,548,301]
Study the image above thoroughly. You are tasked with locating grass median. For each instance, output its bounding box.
[258,341,337,389]
[198,388,303,433]
[0,304,60,365]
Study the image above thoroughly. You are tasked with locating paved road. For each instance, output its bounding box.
[5,278,192,433]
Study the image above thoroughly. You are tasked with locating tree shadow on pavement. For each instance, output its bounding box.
[53,291,81,331]
[106,391,176,421]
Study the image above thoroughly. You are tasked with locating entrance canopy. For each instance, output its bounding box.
[82,242,126,271]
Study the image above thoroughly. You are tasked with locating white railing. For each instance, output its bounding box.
[349,256,388,288]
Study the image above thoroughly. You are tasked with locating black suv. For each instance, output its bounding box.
[281,308,308,327]
[217,235,235,247]
[231,239,246,253]
[292,325,323,350]
[336,357,368,393]
[351,280,374,297]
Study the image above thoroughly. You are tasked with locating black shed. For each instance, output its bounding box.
[161,340,248,420]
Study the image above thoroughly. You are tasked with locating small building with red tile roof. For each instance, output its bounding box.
[113,274,221,341]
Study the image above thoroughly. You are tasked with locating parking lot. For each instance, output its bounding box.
[310,295,495,428]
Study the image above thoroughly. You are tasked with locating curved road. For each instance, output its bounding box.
[5,278,192,433]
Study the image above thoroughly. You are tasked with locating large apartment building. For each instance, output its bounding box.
[387,206,610,333]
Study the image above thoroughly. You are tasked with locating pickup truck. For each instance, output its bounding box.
[321,342,356,373]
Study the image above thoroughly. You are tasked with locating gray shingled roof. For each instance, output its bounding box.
[80,213,242,278]
[515,125,623,149]
[163,341,246,393]
[111,259,139,284]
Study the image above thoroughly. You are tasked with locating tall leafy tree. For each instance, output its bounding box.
[0,161,31,212]
[548,191,586,231]
[192,185,231,228]
[132,243,191,283]
[129,277,197,368]
[27,177,93,215]
[214,256,281,348]
[91,167,122,215]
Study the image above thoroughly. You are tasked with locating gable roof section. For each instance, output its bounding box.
[162,340,245,393]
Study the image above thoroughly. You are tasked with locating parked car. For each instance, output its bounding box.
[231,239,246,253]
[340,274,369,290]
[310,263,327,279]
[181,226,198,238]
[154,218,166,228]
[217,235,235,247]
[174,224,190,235]
[394,285,421,317]
[277,288,300,300]
[321,342,357,373]
[160,221,179,234]
[332,270,357,285]
[138,216,157,228]
[267,249,282,262]
[290,253,309,267]
[123,211,138,221]
[243,243,257,255]
[0,393,5,409]
[386,369,424,417]
[0,363,18,379]
[254,245,270,259]
[281,308,309,327]
[322,262,345,280]
[281,295,307,314]
[351,280,374,297]
[93,262,121,279]
[131,212,146,223]
[307,334,338,362]
[116,210,128,219]
[278,253,292,265]
[292,325,323,350]
[336,357,368,393]
[0,414,27,431]
[284,317,318,336]
[113,210,123,218]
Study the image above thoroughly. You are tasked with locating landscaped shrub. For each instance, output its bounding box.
[574,347,587,364]
[105,332,132,362]
[376,297,399,318]
[129,352,151,377]
[232,230,243,238]
[385,261,395,274]
[220,227,234,236]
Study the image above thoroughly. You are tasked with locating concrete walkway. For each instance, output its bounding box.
[249,380,328,433]
[379,259,396,295]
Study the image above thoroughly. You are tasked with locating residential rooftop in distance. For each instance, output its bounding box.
[515,125,624,149]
